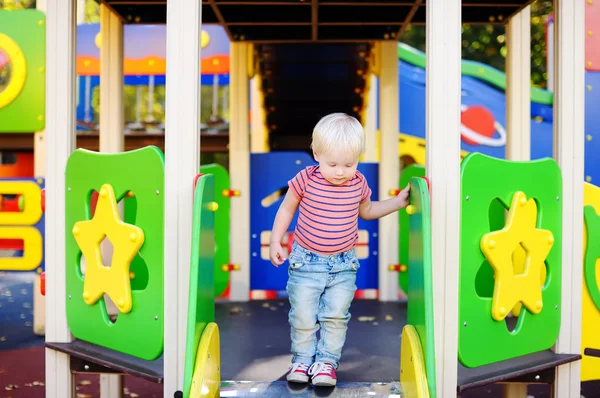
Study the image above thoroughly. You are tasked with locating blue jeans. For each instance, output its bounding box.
[286,241,360,369]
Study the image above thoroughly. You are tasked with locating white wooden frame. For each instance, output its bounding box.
[363,73,378,163]
[553,0,585,396]
[44,0,77,397]
[229,42,251,302]
[163,0,203,393]
[99,5,124,154]
[506,6,531,162]
[33,0,48,339]
[378,41,400,302]
[504,7,532,398]
[98,5,125,397]
[426,1,461,396]
[41,0,587,396]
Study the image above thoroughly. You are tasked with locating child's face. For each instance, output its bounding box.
[314,148,359,185]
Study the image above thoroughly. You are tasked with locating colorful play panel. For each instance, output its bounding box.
[0,177,45,272]
[46,146,219,398]
[400,153,581,396]
[582,182,600,382]
[0,9,46,132]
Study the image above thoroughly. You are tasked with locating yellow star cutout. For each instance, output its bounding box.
[480,191,554,321]
[72,184,144,314]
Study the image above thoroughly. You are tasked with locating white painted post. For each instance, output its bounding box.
[77,0,86,24]
[163,0,202,394]
[506,6,531,162]
[98,5,124,397]
[44,0,77,396]
[229,42,250,301]
[378,41,400,302]
[547,17,555,93]
[426,1,461,396]
[503,8,531,398]
[363,73,378,163]
[99,4,124,153]
[552,0,585,396]
[33,0,47,338]
[250,75,267,153]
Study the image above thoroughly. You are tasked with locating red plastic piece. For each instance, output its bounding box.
[420,176,431,192]
[194,173,204,188]
[41,188,45,212]
[40,272,45,296]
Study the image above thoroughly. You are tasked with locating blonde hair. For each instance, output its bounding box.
[311,113,365,160]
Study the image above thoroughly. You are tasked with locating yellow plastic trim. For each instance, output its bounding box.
[190,322,221,397]
[582,182,600,381]
[480,191,554,321]
[0,181,42,225]
[400,325,430,398]
[0,33,27,109]
[72,184,144,314]
[0,226,42,271]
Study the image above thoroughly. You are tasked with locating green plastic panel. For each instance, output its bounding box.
[199,164,230,297]
[406,176,437,397]
[65,147,165,361]
[584,206,600,310]
[183,174,216,398]
[399,164,426,294]
[0,10,46,132]
[459,153,562,368]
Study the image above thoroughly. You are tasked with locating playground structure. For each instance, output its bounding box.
[0,1,596,398]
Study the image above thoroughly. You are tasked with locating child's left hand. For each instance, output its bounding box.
[397,183,410,209]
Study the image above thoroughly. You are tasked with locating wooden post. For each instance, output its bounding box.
[553,0,585,396]
[163,0,202,393]
[426,1,461,396]
[378,41,400,302]
[98,5,125,397]
[503,7,531,398]
[229,42,251,301]
[44,0,77,396]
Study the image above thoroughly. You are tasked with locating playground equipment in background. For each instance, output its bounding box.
[399,153,583,397]
[75,23,230,133]
[0,10,46,133]
[45,146,219,398]
[0,177,45,273]
[582,182,600,382]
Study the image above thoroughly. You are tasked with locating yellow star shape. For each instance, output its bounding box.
[72,184,144,314]
[480,191,554,321]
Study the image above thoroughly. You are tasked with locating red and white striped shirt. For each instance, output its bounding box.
[288,165,372,254]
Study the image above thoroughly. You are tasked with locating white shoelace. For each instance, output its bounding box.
[308,362,333,376]
[289,363,309,373]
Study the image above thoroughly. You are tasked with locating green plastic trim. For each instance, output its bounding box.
[397,43,554,105]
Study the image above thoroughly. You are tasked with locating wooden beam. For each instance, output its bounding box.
[396,0,421,39]
[311,0,318,41]
[207,0,235,41]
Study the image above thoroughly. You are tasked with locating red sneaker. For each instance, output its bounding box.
[286,363,310,383]
[309,362,337,387]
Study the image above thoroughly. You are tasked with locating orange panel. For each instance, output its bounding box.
[0,153,34,178]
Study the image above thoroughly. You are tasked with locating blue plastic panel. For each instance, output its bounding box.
[250,152,379,293]
[397,60,554,161]
[585,71,600,185]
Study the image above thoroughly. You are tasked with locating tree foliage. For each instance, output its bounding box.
[400,1,553,89]
[0,0,35,9]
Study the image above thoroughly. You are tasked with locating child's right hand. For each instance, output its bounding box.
[269,242,287,267]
